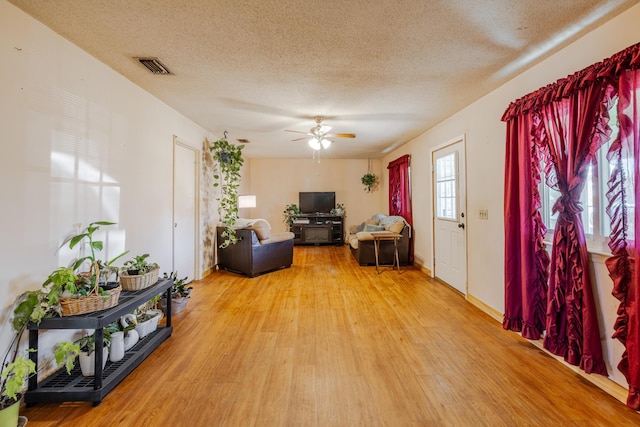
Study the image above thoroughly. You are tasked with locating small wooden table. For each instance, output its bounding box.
[370,231,402,274]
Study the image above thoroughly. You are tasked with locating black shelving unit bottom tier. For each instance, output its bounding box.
[25,326,172,404]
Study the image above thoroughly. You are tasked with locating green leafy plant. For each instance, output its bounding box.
[283,203,301,227]
[163,272,193,298]
[210,132,245,248]
[122,253,158,275]
[361,173,378,192]
[53,341,81,374]
[74,331,111,357]
[1,329,36,409]
[63,221,129,272]
[3,297,76,409]
[331,202,346,217]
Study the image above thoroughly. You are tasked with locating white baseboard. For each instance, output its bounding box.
[467,293,628,405]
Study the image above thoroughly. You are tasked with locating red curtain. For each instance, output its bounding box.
[388,155,413,263]
[606,68,640,408]
[539,84,610,375]
[503,110,549,339]
[502,42,640,405]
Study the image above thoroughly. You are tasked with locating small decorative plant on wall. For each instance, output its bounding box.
[210,131,245,248]
[361,158,378,192]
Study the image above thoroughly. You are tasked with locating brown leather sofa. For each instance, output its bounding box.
[348,215,411,266]
[216,226,294,277]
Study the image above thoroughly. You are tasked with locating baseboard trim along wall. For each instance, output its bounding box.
[467,294,628,405]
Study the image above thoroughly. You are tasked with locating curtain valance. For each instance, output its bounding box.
[502,42,640,121]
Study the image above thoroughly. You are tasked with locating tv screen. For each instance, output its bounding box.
[299,192,335,214]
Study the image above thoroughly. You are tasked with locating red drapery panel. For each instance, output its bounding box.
[503,42,640,407]
[503,111,549,339]
[539,83,610,375]
[388,155,413,263]
[606,68,640,409]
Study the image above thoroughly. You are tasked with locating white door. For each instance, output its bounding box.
[173,138,199,281]
[432,138,467,295]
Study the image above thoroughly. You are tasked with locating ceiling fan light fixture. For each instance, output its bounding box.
[308,138,321,150]
[321,139,332,149]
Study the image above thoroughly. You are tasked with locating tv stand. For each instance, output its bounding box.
[291,214,344,246]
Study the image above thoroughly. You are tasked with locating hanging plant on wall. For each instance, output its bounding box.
[361,159,378,193]
[210,131,244,248]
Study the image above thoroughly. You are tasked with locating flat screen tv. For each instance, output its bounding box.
[299,192,335,214]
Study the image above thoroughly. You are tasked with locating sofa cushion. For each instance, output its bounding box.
[260,231,294,245]
[248,219,271,240]
[233,217,254,228]
[387,221,405,234]
[366,218,380,225]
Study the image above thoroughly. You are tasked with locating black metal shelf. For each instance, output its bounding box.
[26,279,174,406]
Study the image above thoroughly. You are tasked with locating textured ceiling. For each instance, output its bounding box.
[8,0,639,158]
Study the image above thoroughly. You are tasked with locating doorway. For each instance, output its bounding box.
[432,136,467,295]
[173,136,200,280]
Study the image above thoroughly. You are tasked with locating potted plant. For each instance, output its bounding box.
[361,173,378,192]
[331,202,346,217]
[119,253,160,291]
[210,131,245,248]
[74,332,111,377]
[2,297,78,425]
[64,221,128,274]
[1,328,35,426]
[283,203,301,228]
[159,272,192,315]
[58,221,128,316]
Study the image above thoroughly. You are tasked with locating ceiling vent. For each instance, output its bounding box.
[136,57,172,75]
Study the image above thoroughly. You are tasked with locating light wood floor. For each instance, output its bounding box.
[22,246,640,426]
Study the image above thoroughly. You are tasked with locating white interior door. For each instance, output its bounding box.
[433,138,467,295]
[173,138,199,280]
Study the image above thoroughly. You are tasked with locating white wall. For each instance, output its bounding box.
[0,1,213,367]
[248,158,385,232]
[381,3,640,390]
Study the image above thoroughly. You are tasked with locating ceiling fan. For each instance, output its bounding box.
[286,116,356,150]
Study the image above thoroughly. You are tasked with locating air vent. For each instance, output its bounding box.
[136,57,172,75]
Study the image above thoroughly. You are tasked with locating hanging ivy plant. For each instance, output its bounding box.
[210,131,244,248]
[361,172,378,192]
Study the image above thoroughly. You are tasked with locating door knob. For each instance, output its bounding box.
[458,223,465,229]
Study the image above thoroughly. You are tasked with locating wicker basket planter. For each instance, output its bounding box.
[119,267,160,291]
[59,263,121,316]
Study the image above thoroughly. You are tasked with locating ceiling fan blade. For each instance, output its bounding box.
[319,125,332,134]
[291,137,309,142]
[326,133,356,138]
[285,129,309,134]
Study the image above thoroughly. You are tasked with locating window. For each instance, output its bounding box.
[435,152,457,220]
[540,97,635,249]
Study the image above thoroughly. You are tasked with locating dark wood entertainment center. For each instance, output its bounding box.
[290,214,344,246]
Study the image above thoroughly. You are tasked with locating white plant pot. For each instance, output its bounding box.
[109,331,125,363]
[161,296,189,315]
[79,347,109,377]
[135,309,163,339]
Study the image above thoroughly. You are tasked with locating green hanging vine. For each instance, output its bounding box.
[210,131,244,248]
